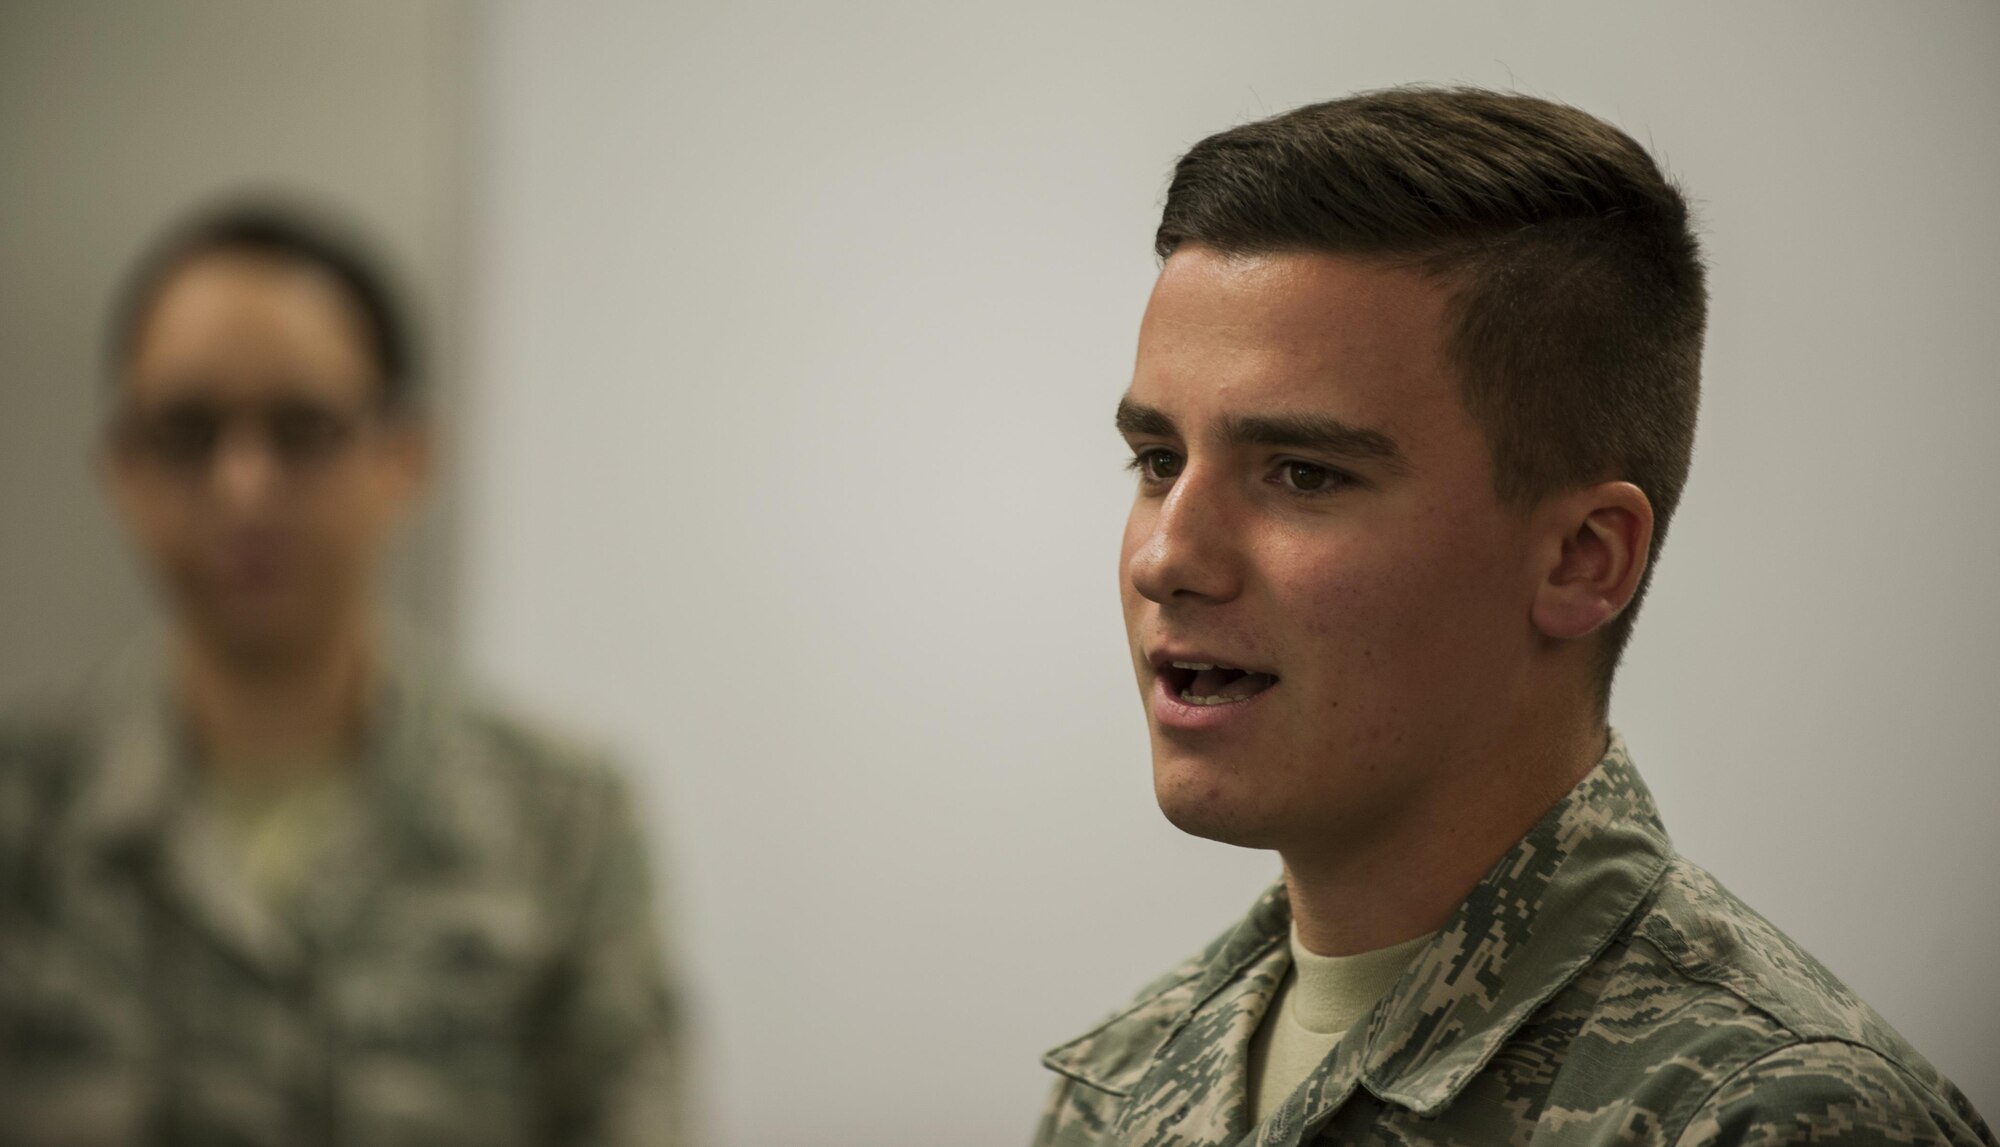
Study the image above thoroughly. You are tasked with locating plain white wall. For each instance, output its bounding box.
[462,4,2000,1142]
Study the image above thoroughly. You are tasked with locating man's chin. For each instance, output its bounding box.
[1152,772,1284,851]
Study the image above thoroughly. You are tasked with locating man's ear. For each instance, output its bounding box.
[1530,481,1654,641]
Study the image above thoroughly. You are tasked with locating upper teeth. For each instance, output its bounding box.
[1171,661,1217,670]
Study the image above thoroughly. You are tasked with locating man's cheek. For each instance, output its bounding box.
[1285,559,1400,638]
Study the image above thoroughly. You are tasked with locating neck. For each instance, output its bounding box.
[176,619,374,768]
[1283,710,1607,957]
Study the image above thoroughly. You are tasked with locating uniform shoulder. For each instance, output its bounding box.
[457,692,642,835]
[1635,858,1901,1047]
[0,684,118,905]
[451,689,625,789]
[1039,940,1218,1097]
[0,683,108,826]
[0,691,89,764]
[1675,1039,1996,1146]
[1630,856,1981,1132]
[390,671,643,860]
[0,666,115,755]
[1042,888,1286,1097]
[385,678,653,898]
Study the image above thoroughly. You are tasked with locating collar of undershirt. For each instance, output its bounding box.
[1041,730,1676,1119]
[1284,925,1432,1036]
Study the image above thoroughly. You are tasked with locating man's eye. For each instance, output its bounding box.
[269,407,347,456]
[1129,449,1184,483]
[1278,461,1346,494]
[132,407,223,469]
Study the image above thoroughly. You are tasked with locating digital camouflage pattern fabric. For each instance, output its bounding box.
[0,648,687,1146]
[1034,734,1994,1147]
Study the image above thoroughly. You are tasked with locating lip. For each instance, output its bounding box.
[1150,672,1276,731]
[1146,645,1276,676]
[210,534,293,594]
[1145,646,1279,732]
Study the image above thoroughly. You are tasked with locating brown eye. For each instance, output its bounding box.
[1134,449,1184,483]
[118,403,223,471]
[267,401,356,464]
[1281,461,1343,493]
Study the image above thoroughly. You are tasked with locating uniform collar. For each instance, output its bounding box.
[61,635,482,977]
[1355,730,1672,1115]
[67,633,470,855]
[65,636,185,857]
[1044,732,1675,1137]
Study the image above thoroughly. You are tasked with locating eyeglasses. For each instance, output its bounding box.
[108,397,386,476]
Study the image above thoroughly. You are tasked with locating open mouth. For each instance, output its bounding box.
[1161,661,1279,707]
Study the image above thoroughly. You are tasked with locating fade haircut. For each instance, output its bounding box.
[111,199,419,408]
[1157,86,1706,701]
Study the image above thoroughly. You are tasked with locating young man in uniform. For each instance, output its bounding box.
[1034,87,1993,1147]
[0,205,687,1145]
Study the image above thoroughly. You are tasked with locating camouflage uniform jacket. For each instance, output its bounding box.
[0,650,686,1147]
[1035,734,1994,1147]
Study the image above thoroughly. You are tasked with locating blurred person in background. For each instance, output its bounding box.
[0,202,687,1145]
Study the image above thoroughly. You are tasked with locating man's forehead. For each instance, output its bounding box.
[1130,247,1459,432]
[129,263,378,389]
[1144,247,1450,345]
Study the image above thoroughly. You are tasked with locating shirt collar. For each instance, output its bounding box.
[64,632,472,868]
[1043,731,1674,1124]
[1356,730,1673,1114]
[65,637,182,857]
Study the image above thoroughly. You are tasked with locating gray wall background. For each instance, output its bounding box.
[0,0,468,700]
[463,3,1999,1144]
[4,3,1994,1145]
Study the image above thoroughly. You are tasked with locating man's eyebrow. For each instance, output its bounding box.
[1114,399,1177,439]
[1223,412,1409,471]
[1115,399,1409,472]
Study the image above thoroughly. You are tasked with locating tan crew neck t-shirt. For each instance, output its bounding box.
[197,755,361,916]
[1247,925,1432,1123]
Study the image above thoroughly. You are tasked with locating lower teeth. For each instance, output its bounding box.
[1179,692,1238,706]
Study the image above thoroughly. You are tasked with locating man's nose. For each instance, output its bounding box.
[1127,467,1245,606]
[208,426,284,510]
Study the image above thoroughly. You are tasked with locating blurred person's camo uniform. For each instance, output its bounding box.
[1034,735,1994,1146]
[0,645,686,1146]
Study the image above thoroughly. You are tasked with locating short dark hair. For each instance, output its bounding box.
[110,199,419,407]
[1157,86,1706,699]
